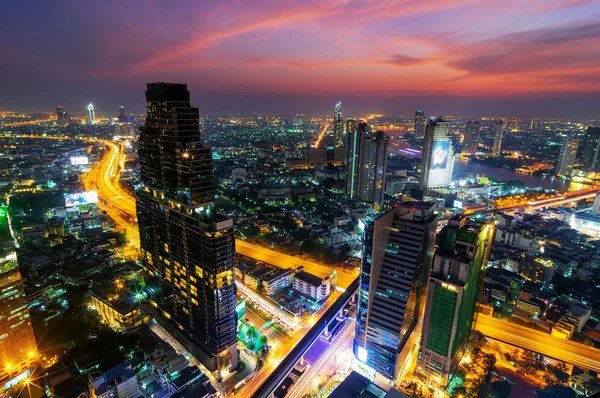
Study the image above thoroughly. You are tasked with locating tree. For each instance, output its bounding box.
[322,178,336,190]
[537,385,576,398]
[490,380,511,398]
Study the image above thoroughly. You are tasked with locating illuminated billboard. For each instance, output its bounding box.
[70,156,89,165]
[430,140,449,170]
[65,191,99,207]
[453,200,463,209]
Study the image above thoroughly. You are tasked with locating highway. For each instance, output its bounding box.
[287,319,355,398]
[81,141,140,250]
[253,277,359,398]
[475,315,600,373]
[236,239,357,289]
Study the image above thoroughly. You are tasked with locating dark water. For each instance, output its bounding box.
[454,161,588,193]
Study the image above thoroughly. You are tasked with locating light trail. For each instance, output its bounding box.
[314,122,330,148]
[286,319,355,398]
[475,315,600,372]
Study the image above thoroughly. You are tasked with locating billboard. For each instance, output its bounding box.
[65,191,99,207]
[430,140,449,170]
[70,156,89,165]
[453,200,463,209]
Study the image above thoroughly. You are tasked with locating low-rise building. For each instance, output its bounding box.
[293,271,330,301]
[88,363,140,398]
[520,255,554,284]
[261,268,294,296]
[516,298,544,317]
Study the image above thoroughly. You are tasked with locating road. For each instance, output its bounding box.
[81,141,140,250]
[287,319,355,398]
[475,315,600,372]
[236,281,300,329]
[236,240,357,289]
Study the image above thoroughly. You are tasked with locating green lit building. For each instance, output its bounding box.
[419,215,494,385]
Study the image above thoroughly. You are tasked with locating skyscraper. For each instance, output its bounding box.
[354,202,437,380]
[462,120,480,155]
[419,117,454,194]
[492,120,504,157]
[118,105,128,123]
[56,105,64,123]
[578,127,600,170]
[414,110,427,138]
[345,121,389,206]
[334,101,343,145]
[556,138,579,178]
[87,103,96,124]
[0,216,38,386]
[137,83,237,377]
[419,215,494,386]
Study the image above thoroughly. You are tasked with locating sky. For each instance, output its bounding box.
[1,0,600,118]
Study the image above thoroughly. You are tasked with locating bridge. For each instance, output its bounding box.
[253,277,359,398]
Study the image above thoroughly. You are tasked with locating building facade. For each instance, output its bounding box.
[346,121,389,206]
[354,202,437,380]
[462,120,480,155]
[579,127,600,170]
[492,120,504,157]
[520,255,554,284]
[419,215,494,386]
[414,110,426,138]
[137,83,237,377]
[556,138,579,178]
[0,219,38,387]
[419,117,454,193]
[334,101,344,146]
[293,271,331,301]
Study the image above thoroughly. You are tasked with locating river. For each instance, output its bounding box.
[453,161,589,193]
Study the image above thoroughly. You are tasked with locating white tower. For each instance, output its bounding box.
[87,103,96,124]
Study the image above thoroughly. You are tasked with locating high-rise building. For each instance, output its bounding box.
[462,120,480,155]
[414,110,426,138]
[346,121,389,206]
[492,120,504,157]
[87,103,96,124]
[334,101,343,145]
[556,138,579,178]
[578,127,600,170]
[354,202,437,380]
[137,83,237,377]
[419,215,494,385]
[346,119,356,140]
[0,217,38,387]
[118,105,128,123]
[56,105,64,123]
[419,117,454,194]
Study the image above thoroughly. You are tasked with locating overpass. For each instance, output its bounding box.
[253,277,359,398]
[475,315,600,373]
[464,187,600,215]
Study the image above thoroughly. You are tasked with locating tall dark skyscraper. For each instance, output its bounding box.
[462,120,480,155]
[420,117,454,194]
[492,120,504,157]
[414,110,427,138]
[56,105,64,123]
[345,121,389,206]
[578,127,600,170]
[0,217,38,386]
[419,215,494,386]
[137,83,237,377]
[354,202,437,380]
[334,101,343,145]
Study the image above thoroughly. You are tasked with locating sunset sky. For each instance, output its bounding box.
[2,0,600,117]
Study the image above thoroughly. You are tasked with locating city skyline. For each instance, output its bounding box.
[2,1,600,117]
